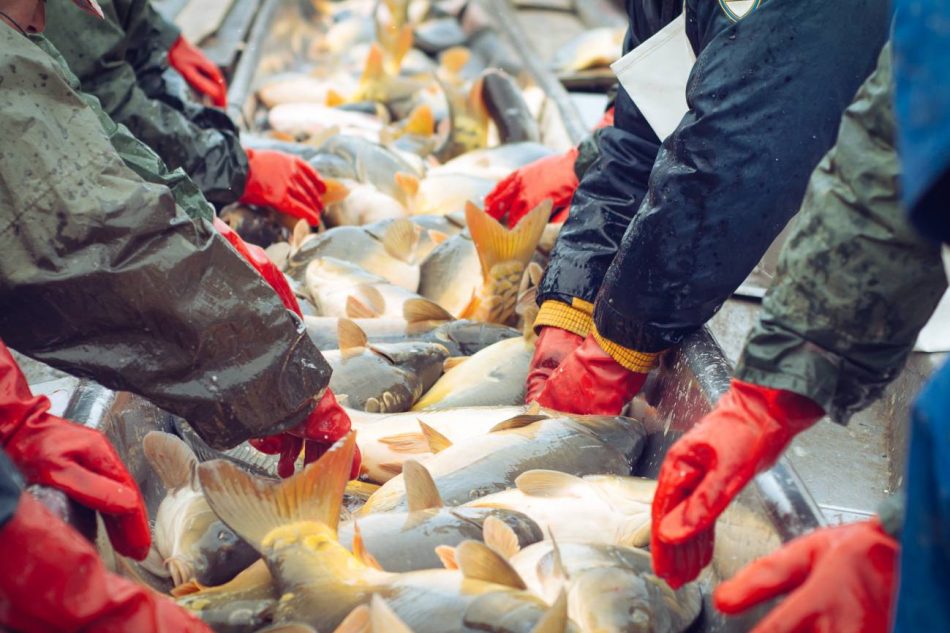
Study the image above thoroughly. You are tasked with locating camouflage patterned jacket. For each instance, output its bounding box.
[736,47,948,424]
[43,0,249,209]
[0,25,329,448]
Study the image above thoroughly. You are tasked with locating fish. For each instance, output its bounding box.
[398,172,497,217]
[465,470,655,548]
[336,461,543,572]
[219,204,291,248]
[257,73,359,109]
[325,324,449,412]
[287,219,423,291]
[455,201,551,325]
[413,18,468,55]
[481,69,541,144]
[379,104,438,158]
[412,336,534,410]
[506,540,703,633]
[429,142,555,181]
[176,559,278,633]
[196,434,576,633]
[317,134,425,206]
[304,258,446,320]
[304,313,520,355]
[358,410,648,514]
[365,214,461,262]
[323,179,409,227]
[268,104,384,141]
[349,44,435,120]
[349,405,530,483]
[434,75,490,162]
[334,595,417,633]
[551,27,626,74]
[141,432,258,589]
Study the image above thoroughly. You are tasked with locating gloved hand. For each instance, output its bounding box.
[485,147,578,228]
[213,217,302,317]
[167,35,227,108]
[0,492,212,633]
[250,388,361,479]
[714,519,898,633]
[535,333,649,415]
[240,149,327,226]
[0,342,150,560]
[524,327,584,404]
[651,380,824,588]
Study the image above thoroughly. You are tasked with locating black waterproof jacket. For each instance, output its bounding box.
[538,0,891,353]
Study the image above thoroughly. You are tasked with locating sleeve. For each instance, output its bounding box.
[735,47,947,425]
[43,0,248,209]
[0,39,330,450]
[588,0,891,355]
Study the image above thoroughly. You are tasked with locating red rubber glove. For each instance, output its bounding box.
[651,380,824,588]
[535,333,648,415]
[524,327,584,404]
[595,106,615,129]
[213,217,302,317]
[249,388,361,479]
[0,341,150,560]
[485,147,578,227]
[240,149,327,226]
[167,35,227,108]
[0,493,212,633]
[714,519,898,633]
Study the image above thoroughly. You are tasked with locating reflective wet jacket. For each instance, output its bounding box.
[0,25,330,449]
[735,47,947,424]
[535,0,891,369]
[43,0,249,209]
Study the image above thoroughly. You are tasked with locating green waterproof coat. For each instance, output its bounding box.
[43,0,249,208]
[736,46,948,424]
[0,25,330,449]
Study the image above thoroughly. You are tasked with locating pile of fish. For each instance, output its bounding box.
[109,0,705,631]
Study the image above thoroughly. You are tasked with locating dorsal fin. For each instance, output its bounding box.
[403,298,455,323]
[394,172,421,199]
[382,217,417,262]
[357,284,387,314]
[404,104,435,136]
[403,460,443,512]
[352,522,384,570]
[347,295,381,319]
[417,420,452,453]
[482,516,521,559]
[427,229,449,245]
[531,590,569,633]
[489,414,548,433]
[465,200,552,281]
[378,432,431,454]
[338,319,369,353]
[361,43,386,84]
[143,431,199,491]
[325,88,347,108]
[435,544,459,569]
[291,219,311,250]
[456,541,527,589]
[439,46,471,75]
[197,433,357,548]
[392,24,414,71]
[514,470,585,498]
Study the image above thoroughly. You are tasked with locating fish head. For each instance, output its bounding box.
[566,567,666,633]
[370,342,450,386]
[435,321,521,356]
[192,520,260,587]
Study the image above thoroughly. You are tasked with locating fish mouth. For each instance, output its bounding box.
[165,556,196,589]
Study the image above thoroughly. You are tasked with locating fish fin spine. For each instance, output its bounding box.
[403,298,455,323]
[403,459,444,511]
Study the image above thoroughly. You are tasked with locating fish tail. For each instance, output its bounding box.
[465,201,551,281]
[197,434,357,550]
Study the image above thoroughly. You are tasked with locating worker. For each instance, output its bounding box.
[491,0,890,412]
[42,0,328,225]
[650,43,950,633]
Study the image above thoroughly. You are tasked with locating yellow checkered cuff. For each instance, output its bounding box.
[592,325,660,373]
[533,299,594,337]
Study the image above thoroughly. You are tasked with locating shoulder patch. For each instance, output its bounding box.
[718,0,761,21]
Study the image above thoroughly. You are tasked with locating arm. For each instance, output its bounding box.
[736,46,947,424]
[592,0,891,355]
[0,32,329,449]
[43,0,247,208]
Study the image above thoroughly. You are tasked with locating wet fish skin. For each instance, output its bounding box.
[510,542,703,633]
[338,506,543,572]
[418,233,481,316]
[177,559,277,633]
[465,471,656,548]
[304,257,427,318]
[481,69,540,144]
[192,519,261,587]
[196,436,575,633]
[318,135,424,205]
[412,336,533,410]
[551,27,626,73]
[429,142,555,181]
[325,341,449,412]
[358,412,648,514]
